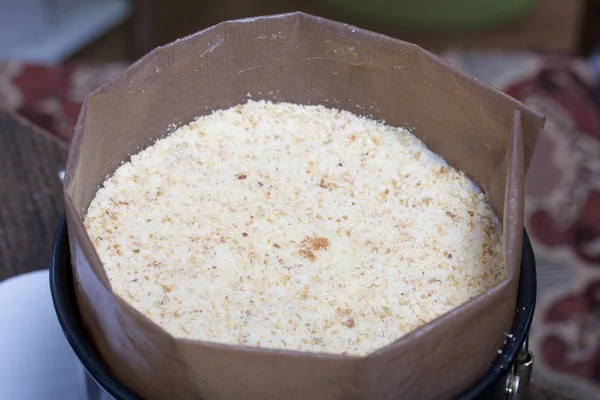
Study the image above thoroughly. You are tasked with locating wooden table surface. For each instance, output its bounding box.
[0,109,575,400]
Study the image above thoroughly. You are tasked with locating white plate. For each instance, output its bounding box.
[0,270,81,400]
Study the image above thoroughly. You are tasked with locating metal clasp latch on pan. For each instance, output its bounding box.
[505,339,534,400]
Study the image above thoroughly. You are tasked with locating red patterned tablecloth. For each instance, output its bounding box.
[445,52,600,400]
[1,55,599,400]
[0,62,126,143]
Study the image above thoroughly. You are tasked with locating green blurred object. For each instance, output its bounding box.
[325,0,536,31]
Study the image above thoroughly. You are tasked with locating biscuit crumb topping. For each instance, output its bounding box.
[84,100,504,356]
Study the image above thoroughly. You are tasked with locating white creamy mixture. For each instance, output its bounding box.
[84,100,504,356]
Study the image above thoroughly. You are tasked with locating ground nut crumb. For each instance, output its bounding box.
[84,100,505,356]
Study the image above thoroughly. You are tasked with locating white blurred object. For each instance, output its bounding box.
[0,1,46,51]
[0,0,132,64]
[0,270,81,400]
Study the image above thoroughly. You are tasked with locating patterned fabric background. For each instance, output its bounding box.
[0,61,126,143]
[1,55,599,399]
[446,52,600,400]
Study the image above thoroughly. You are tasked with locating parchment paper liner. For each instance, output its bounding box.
[64,12,545,400]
